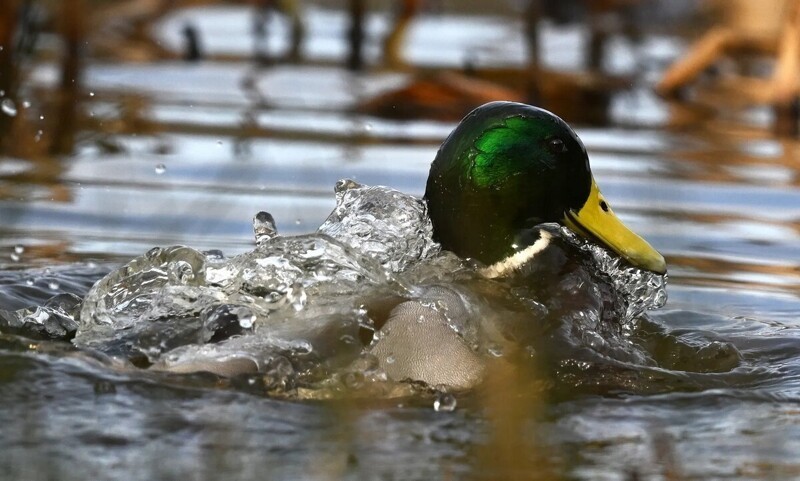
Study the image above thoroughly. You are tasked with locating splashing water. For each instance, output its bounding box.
[67,181,667,393]
[318,179,440,272]
[557,225,668,323]
[72,182,437,370]
[78,246,210,332]
[0,293,82,341]
[253,211,278,246]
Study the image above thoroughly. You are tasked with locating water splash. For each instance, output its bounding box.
[557,225,668,322]
[66,182,670,393]
[286,282,307,311]
[318,179,440,272]
[200,304,256,342]
[0,293,82,341]
[253,211,278,246]
[72,186,418,369]
[78,246,209,331]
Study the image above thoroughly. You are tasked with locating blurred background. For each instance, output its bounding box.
[0,0,784,253]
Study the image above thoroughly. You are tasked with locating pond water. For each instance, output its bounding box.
[1,5,800,480]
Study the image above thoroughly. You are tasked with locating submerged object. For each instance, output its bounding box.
[70,102,668,394]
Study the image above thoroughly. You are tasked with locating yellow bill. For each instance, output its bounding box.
[563,178,667,274]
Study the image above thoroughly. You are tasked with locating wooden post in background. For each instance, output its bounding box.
[0,0,22,154]
[524,0,541,104]
[49,0,87,156]
[347,0,366,71]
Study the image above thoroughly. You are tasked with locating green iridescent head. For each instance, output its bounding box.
[424,101,666,274]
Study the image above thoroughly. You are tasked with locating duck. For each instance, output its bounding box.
[151,102,666,392]
[364,101,666,389]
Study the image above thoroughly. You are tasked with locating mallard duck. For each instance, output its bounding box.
[152,102,666,390]
[367,101,666,389]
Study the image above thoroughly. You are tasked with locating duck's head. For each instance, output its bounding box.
[424,101,666,274]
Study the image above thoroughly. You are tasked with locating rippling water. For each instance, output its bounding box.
[1,5,800,480]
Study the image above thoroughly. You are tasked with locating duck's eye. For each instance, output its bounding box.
[600,200,609,212]
[547,138,566,154]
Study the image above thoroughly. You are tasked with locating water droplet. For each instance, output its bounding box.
[340,334,356,344]
[385,355,396,365]
[39,115,44,120]
[10,252,20,262]
[416,314,425,323]
[487,345,504,357]
[342,371,365,389]
[294,218,301,225]
[23,308,50,324]
[203,249,225,260]
[653,289,668,309]
[14,245,24,255]
[168,260,195,284]
[433,393,457,412]
[89,91,95,97]
[25,278,34,286]
[34,130,42,142]
[363,123,372,132]
[21,100,30,109]
[237,308,256,329]
[356,308,375,332]
[154,163,166,175]
[1,98,17,117]
[334,178,362,193]
[263,356,295,392]
[286,282,307,311]
[293,340,313,355]
[200,304,255,342]
[48,281,60,290]
[253,211,278,245]
[351,353,380,374]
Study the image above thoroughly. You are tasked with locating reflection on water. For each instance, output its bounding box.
[1,3,800,480]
